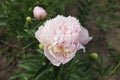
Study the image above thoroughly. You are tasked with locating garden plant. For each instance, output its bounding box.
[0,0,120,80]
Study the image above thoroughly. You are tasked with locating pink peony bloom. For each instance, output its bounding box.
[35,15,92,66]
[33,6,47,19]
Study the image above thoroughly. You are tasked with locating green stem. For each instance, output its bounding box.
[58,65,63,80]
[54,65,63,80]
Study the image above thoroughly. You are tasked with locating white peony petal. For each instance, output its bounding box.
[79,27,92,45]
[44,46,61,66]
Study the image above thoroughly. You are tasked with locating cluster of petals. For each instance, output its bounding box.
[35,15,92,66]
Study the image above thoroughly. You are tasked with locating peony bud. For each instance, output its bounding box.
[39,44,44,50]
[33,6,47,20]
[89,52,98,60]
[26,16,32,22]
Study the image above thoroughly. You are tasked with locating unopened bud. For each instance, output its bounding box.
[39,44,44,50]
[89,52,98,60]
[26,16,32,22]
[33,6,47,20]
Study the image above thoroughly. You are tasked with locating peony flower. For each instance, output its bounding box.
[35,15,92,66]
[33,6,47,19]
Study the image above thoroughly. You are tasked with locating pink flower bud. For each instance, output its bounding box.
[33,6,47,19]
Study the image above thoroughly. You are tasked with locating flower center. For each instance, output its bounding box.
[48,44,73,56]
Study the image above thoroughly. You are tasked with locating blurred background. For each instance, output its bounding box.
[0,0,120,80]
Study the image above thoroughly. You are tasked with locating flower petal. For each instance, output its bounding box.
[44,46,61,66]
[62,51,76,64]
[79,27,92,45]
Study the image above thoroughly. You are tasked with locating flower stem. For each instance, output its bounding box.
[54,65,63,80]
[58,65,63,80]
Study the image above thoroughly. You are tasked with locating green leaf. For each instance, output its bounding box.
[10,73,32,80]
[10,73,22,80]
[20,55,42,63]
[24,29,34,37]
[104,65,114,76]
[0,22,7,26]
[23,40,36,49]
[32,64,52,80]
